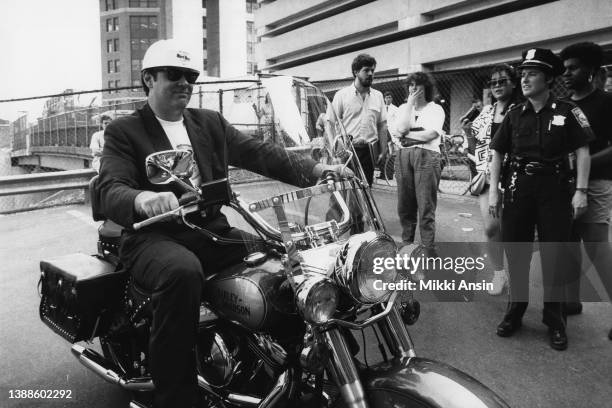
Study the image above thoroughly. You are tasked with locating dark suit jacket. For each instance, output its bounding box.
[97,103,317,231]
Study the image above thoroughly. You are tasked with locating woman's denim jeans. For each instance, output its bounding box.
[395,147,441,248]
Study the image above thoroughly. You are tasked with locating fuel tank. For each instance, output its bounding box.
[202,254,296,332]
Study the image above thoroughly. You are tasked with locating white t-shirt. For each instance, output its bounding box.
[385,103,398,133]
[89,129,105,172]
[155,115,201,187]
[156,116,191,149]
[393,101,445,153]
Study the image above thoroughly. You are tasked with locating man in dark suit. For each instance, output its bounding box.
[97,39,350,408]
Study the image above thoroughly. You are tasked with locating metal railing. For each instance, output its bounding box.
[0,169,95,214]
[0,166,269,214]
[0,169,96,197]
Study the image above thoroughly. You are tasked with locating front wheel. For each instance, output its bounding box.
[334,357,509,408]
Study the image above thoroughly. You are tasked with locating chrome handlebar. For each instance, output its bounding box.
[323,291,398,330]
[132,178,357,244]
[132,204,199,230]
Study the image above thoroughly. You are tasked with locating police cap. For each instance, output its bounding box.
[518,48,563,76]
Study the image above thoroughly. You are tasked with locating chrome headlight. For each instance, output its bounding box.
[295,276,338,324]
[334,232,398,304]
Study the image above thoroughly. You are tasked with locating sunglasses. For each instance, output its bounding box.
[488,78,510,87]
[159,67,199,84]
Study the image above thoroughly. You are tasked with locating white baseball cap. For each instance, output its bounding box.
[141,39,200,74]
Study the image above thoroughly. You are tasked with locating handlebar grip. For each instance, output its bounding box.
[178,192,198,206]
[133,210,176,231]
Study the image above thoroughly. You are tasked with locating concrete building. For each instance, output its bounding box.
[256,0,612,132]
[98,0,258,104]
[0,119,11,149]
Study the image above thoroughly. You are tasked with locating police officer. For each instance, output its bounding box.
[488,48,593,351]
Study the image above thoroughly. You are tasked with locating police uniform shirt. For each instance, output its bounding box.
[490,96,593,161]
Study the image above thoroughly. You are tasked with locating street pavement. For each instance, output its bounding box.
[0,185,610,408]
[370,185,612,408]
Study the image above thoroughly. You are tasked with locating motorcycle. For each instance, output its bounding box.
[38,76,510,408]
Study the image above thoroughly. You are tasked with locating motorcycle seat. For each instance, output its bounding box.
[99,219,122,243]
[90,175,124,264]
[98,220,123,265]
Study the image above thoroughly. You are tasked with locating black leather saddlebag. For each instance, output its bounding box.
[39,253,127,343]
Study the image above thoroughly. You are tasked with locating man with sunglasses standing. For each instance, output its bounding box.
[488,48,593,350]
[96,39,350,408]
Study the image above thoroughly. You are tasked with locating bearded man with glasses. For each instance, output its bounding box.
[95,39,350,408]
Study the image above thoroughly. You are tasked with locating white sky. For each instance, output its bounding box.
[0,1,101,121]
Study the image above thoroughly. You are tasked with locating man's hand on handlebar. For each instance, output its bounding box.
[313,163,355,179]
[134,191,179,218]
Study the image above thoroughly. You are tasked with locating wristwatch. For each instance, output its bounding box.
[575,187,588,193]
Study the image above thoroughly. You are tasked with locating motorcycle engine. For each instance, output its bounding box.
[196,328,240,387]
[197,325,286,397]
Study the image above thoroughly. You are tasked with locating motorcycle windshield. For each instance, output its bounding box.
[227,76,382,249]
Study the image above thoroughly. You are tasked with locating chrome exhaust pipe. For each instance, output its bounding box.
[71,345,154,391]
[72,344,291,405]
[198,374,261,406]
[259,369,293,408]
[197,369,293,407]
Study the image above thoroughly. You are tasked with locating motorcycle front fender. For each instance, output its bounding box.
[359,357,510,408]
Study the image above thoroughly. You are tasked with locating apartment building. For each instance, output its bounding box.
[99,0,258,104]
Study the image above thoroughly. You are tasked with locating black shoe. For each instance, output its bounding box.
[496,318,522,337]
[565,302,583,316]
[549,329,568,351]
[608,328,612,341]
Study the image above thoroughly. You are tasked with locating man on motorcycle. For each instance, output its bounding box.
[96,39,351,408]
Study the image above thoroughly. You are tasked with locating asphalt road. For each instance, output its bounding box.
[0,185,610,408]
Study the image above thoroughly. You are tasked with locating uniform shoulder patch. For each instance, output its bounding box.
[571,107,591,128]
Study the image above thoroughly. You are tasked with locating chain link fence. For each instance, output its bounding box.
[2,63,608,213]
[0,80,267,213]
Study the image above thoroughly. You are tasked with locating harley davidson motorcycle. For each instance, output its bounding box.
[38,77,510,407]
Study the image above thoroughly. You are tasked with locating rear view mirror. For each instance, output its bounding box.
[146,149,195,187]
